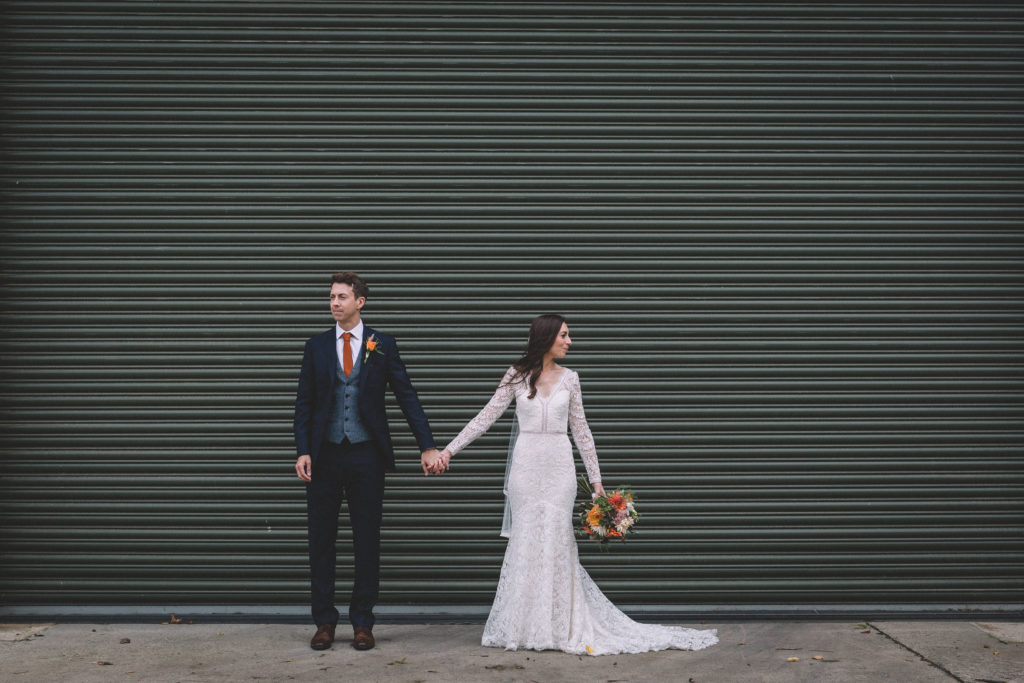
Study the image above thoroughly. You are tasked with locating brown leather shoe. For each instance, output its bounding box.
[310,623,335,650]
[352,626,375,650]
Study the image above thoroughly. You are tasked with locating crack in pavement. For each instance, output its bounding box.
[868,622,963,682]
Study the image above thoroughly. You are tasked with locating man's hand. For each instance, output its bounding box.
[420,448,446,476]
[295,455,312,482]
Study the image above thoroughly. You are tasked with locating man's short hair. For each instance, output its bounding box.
[330,272,369,300]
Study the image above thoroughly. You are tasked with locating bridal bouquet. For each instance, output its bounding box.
[576,476,639,547]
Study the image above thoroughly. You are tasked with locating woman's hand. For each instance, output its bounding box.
[592,482,606,498]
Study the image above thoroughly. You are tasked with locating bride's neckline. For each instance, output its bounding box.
[534,367,569,400]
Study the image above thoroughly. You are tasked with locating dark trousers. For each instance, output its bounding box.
[306,439,384,629]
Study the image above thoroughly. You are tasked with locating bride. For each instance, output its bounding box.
[439,314,718,656]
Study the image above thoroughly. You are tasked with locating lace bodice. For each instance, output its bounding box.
[446,366,602,484]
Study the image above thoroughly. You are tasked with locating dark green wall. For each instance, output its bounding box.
[1,2,1022,615]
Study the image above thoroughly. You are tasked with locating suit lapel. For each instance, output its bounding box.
[358,326,374,392]
[321,328,338,390]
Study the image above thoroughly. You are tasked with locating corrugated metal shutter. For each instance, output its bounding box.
[1,2,1021,616]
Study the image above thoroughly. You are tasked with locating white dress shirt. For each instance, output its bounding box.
[336,320,364,370]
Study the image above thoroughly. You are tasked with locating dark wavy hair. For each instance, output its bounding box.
[330,271,369,300]
[506,314,567,399]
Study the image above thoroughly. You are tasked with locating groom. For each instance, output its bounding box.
[294,272,445,651]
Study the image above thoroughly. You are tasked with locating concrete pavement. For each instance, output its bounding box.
[2,620,1022,682]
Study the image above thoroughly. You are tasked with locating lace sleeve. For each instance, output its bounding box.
[568,371,602,484]
[445,367,517,456]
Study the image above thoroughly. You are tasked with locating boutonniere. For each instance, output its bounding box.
[364,334,384,363]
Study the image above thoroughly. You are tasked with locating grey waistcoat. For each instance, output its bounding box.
[325,345,372,445]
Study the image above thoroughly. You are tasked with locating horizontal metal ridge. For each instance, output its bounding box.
[4,2,1023,16]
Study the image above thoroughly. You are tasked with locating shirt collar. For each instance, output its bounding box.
[336,320,364,341]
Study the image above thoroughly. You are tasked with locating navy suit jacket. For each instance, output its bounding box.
[293,325,436,472]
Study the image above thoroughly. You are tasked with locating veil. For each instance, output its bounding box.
[501,417,518,538]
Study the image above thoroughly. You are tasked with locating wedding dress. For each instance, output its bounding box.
[446,366,718,656]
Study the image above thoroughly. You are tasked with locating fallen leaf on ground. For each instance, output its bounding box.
[97,661,113,666]
[169,614,182,624]
[860,630,872,634]
[813,655,823,660]
[120,638,131,644]
[485,664,524,671]
[787,657,800,662]
[387,657,406,665]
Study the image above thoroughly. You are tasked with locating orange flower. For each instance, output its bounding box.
[607,529,623,537]
[608,493,626,510]
[586,505,603,527]
[366,339,378,352]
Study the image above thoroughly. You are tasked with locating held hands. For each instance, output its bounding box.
[421,448,450,476]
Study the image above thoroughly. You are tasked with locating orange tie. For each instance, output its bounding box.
[342,332,353,377]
